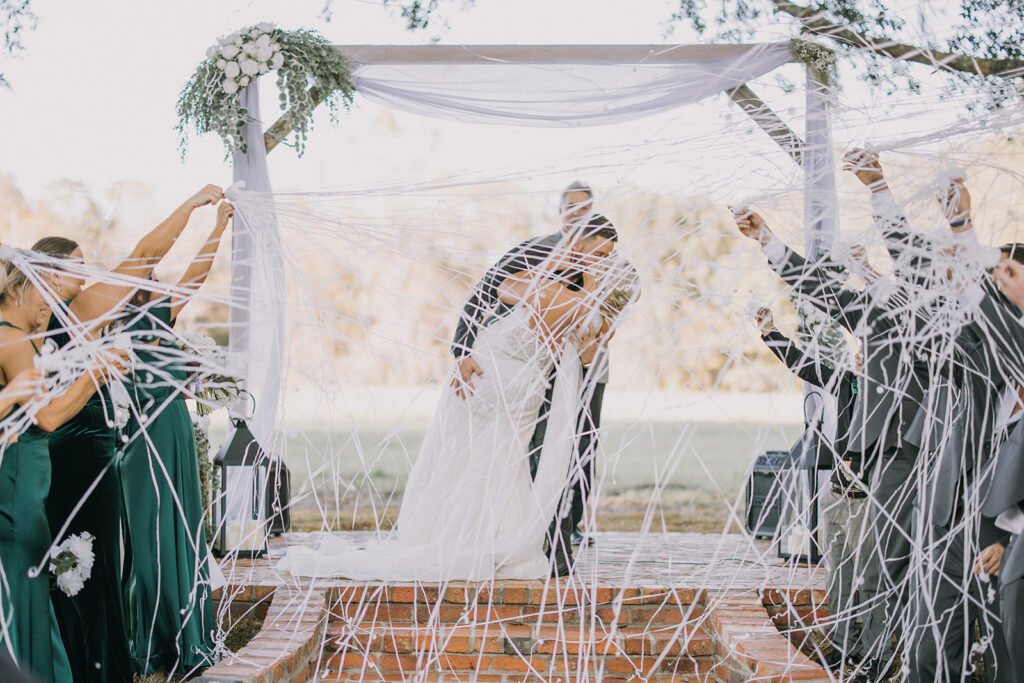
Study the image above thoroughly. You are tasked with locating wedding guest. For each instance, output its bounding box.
[754,306,876,674]
[117,200,232,675]
[32,183,224,683]
[0,259,128,683]
[965,251,1024,682]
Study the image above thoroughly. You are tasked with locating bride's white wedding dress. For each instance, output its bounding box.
[277,306,583,581]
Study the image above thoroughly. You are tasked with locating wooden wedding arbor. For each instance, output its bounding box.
[204,41,839,683]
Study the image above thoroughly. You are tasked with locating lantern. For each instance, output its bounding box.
[212,419,270,558]
[776,392,830,564]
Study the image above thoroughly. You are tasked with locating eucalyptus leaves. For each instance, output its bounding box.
[177,24,355,158]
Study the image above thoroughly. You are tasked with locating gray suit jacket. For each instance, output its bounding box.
[977,288,1024,571]
[770,245,926,459]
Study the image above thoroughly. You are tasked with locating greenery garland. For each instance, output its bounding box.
[176,23,355,159]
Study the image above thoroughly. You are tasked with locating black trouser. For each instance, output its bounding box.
[908,519,1012,683]
[859,445,917,666]
[529,379,606,530]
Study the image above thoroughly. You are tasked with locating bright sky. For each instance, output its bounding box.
[0,0,1008,220]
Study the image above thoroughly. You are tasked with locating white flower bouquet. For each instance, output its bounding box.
[177,23,354,158]
[177,331,243,415]
[49,532,95,597]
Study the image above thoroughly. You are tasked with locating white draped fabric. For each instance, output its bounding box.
[345,43,794,127]
[229,84,286,445]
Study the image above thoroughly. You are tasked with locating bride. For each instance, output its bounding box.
[278,223,635,581]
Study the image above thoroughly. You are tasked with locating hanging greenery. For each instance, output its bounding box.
[176,23,355,159]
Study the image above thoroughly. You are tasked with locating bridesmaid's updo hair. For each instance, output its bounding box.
[32,236,79,259]
[0,261,33,307]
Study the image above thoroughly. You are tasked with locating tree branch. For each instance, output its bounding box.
[771,0,1024,77]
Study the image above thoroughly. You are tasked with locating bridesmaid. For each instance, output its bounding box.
[31,184,225,683]
[0,260,128,683]
[118,200,232,675]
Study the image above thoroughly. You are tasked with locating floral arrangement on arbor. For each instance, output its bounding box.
[177,23,355,158]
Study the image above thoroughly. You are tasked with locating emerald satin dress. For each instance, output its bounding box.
[45,311,134,683]
[119,298,214,674]
[0,323,73,683]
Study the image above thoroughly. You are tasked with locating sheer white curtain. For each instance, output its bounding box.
[347,43,794,127]
[229,83,286,445]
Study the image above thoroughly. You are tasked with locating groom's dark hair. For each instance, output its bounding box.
[580,213,618,244]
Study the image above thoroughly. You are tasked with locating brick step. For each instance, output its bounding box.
[317,675,712,683]
[322,651,716,681]
[325,621,714,657]
[318,674,712,682]
[328,601,705,627]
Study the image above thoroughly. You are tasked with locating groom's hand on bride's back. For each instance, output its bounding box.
[452,356,484,399]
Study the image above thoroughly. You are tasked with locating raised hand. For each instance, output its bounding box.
[754,307,774,333]
[939,177,972,229]
[187,185,225,210]
[842,148,887,191]
[217,201,235,225]
[730,207,770,245]
[994,259,1024,310]
[452,356,484,400]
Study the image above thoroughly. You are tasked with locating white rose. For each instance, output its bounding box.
[223,61,241,78]
[271,53,285,70]
[256,34,271,48]
[239,76,250,87]
[217,35,231,47]
[222,79,239,95]
[216,59,227,69]
[205,45,219,59]
[257,22,274,32]
[249,28,261,38]
[242,42,256,55]
[220,44,240,59]
[258,62,269,74]
[255,45,273,62]
[240,59,259,76]
[57,571,85,597]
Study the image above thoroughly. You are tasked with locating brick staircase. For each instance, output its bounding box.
[316,582,826,682]
[195,533,832,683]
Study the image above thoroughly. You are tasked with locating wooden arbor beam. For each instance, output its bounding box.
[727,83,805,167]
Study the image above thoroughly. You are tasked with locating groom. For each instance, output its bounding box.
[451,181,616,575]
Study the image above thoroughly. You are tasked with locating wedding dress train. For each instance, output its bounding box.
[277,307,582,581]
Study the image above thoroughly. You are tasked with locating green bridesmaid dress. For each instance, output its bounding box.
[0,322,73,683]
[119,297,215,674]
[45,311,134,683]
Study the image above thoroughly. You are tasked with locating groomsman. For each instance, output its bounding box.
[451,181,623,575]
[754,307,878,675]
[734,153,933,680]
[973,253,1024,681]
[891,179,1014,682]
